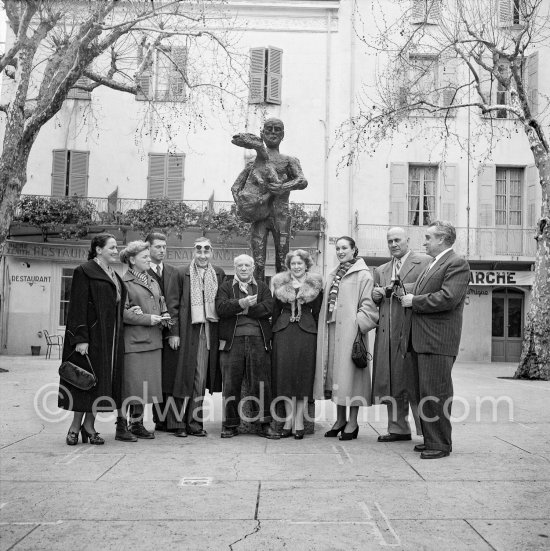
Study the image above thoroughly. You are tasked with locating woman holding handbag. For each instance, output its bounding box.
[119,241,168,440]
[59,233,129,445]
[312,236,378,441]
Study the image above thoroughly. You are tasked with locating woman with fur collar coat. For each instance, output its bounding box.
[271,250,323,439]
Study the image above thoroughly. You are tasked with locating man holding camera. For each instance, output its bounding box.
[372,227,430,443]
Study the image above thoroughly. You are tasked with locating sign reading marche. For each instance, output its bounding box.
[469,270,534,286]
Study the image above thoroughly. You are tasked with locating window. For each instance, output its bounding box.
[411,0,441,24]
[66,77,92,100]
[407,54,438,107]
[136,42,187,102]
[51,150,89,196]
[248,46,282,105]
[499,0,527,27]
[408,165,437,225]
[496,167,522,226]
[147,153,185,200]
[59,268,73,327]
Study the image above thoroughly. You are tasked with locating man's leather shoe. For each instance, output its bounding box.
[221,427,239,439]
[420,449,450,459]
[174,428,187,438]
[414,444,426,452]
[258,425,280,440]
[377,433,412,442]
[186,427,207,437]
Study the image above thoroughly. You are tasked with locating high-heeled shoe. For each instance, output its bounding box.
[66,429,79,446]
[324,424,346,437]
[81,427,105,445]
[279,428,293,438]
[339,426,359,441]
[294,429,304,440]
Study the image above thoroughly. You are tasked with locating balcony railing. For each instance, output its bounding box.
[13,195,324,231]
[356,224,537,259]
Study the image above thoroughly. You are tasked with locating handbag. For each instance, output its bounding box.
[59,350,97,391]
[351,329,371,369]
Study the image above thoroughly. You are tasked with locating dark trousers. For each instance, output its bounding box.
[412,351,454,453]
[220,336,273,427]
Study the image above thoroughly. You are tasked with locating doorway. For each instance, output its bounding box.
[491,288,524,362]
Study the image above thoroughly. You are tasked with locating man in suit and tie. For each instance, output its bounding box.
[145,232,180,432]
[400,221,470,459]
[372,227,431,443]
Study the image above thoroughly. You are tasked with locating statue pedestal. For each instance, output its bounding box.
[237,379,315,435]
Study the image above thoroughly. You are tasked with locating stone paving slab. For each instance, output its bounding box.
[467,520,550,551]
[258,480,550,521]
[0,481,258,523]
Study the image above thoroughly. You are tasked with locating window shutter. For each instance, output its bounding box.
[136,42,152,101]
[148,154,167,198]
[426,0,441,23]
[477,54,495,110]
[51,150,68,196]
[525,164,540,228]
[440,56,458,109]
[411,0,425,23]
[499,0,513,26]
[67,77,92,100]
[68,151,89,196]
[266,46,283,105]
[390,163,408,225]
[477,164,496,227]
[107,187,118,213]
[170,46,187,101]
[166,154,185,200]
[440,163,458,224]
[526,52,538,117]
[249,47,266,104]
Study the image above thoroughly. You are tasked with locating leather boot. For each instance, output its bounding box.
[115,416,137,442]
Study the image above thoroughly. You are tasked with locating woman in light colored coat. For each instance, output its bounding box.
[313,236,378,440]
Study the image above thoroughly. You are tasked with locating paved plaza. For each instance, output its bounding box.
[0,356,549,550]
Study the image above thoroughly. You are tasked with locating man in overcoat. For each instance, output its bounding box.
[215,254,280,439]
[165,237,225,437]
[145,232,180,432]
[372,227,430,443]
[400,221,470,459]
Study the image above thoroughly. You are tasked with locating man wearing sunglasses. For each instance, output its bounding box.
[231,118,308,280]
[164,237,226,437]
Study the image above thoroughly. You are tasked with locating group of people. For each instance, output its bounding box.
[59,219,469,459]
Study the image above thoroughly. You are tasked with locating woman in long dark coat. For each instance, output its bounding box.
[59,233,128,445]
[271,249,323,439]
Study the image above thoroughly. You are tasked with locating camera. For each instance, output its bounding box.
[385,275,404,298]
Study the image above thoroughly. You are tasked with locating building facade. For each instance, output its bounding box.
[0,0,546,360]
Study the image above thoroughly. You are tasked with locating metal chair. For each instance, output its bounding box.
[43,330,63,359]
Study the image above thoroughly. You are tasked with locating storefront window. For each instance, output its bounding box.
[59,268,73,327]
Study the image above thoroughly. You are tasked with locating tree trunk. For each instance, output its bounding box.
[515,154,550,380]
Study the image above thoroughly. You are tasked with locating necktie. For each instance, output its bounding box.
[156,265,162,278]
[395,259,401,274]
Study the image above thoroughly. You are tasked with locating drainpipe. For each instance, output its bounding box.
[321,9,333,277]
[347,3,356,236]
[467,77,471,257]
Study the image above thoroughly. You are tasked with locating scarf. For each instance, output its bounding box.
[233,274,257,294]
[129,267,150,286]
[190,259,219,324]
[327,258,357,315]
[95,258,121,303]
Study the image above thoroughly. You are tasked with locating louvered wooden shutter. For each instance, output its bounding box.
[136,42,152,101]
[266,46,282,105]
[440,56,458,109]
[67,77,92,100]
[170,46,187,101]
[526,52,538,117]
[166,154,184,200]
[389,163,408,225]
[68,151,89,196]
[426,0,441,23]
[249,47,266,104]
[51,150,68,196]
[148,154,167,198]
[440,163,458,224]
[525,165,540,228]
[477,164,496,227]
[411,0,425,23]
[499,0,513,26]
[478,54,495,109]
